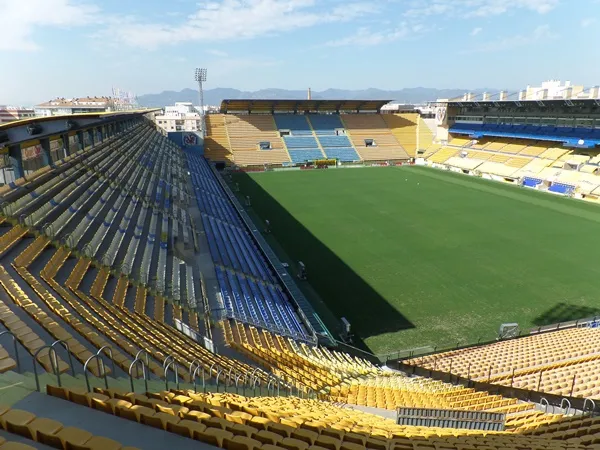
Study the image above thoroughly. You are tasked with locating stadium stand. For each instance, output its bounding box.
[272,115,326,163]
[223,115,291,166]
[186,152,313,342]
[424,129,600,198]
[403,327,600,397]
[428,147,458,164]
[418,116,435,152]
[307,115,360,162]
[381,114,419,157]
[450,122,600,148]
[342,115,410,161]
[4,107,600,450]
[204,114,234,164]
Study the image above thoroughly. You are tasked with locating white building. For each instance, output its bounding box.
[524,80,585,100]
[0,106,35,124]
[155,102,203,133]
[35,97,113,117]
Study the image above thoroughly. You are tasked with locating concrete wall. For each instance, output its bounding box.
[167,131,204,154]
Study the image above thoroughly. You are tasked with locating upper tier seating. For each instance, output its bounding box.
[223,115,291,167]
[307,114,344,135]
[404,327,600,397]
[341,115,410,161]
[450,122,600,148]
[0,122,259,385]
[273,115,313,135]
[225,115,284,151]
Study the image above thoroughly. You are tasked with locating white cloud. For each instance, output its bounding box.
[0,0,98,51]
[207,49,229,57]
[405,0,558,18]
[325,23,426,47]
[581,18,597,28]
[470,27,483,36]
[103,0,378,50]
[462,24,557,53]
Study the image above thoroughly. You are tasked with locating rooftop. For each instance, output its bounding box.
[219,99,393,113]
[36,97,114,108]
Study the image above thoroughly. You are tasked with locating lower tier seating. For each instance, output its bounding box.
[288,150,325,163]
[323,148,360,162]
[46,386,598,449]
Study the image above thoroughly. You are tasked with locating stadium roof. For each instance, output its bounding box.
[219,99,392,113]
[0,109,158,131]
[438,98,600,108]
[0,109,159,147]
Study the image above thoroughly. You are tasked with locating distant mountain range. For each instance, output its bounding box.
[137,87,497,107]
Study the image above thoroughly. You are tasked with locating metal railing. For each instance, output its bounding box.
[33,340,74,392]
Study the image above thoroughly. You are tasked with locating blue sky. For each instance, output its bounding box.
[1,0,598,105]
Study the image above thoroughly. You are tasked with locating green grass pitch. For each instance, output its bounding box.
[233,166,600,356]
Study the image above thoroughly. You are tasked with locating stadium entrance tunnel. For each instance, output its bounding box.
[533,302,600,327]
[230,171,415,353]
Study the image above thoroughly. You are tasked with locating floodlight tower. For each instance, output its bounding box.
[195,68,207,138]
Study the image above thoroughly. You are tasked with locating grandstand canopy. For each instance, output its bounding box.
[0,110,158,147]
[220,99,392,114]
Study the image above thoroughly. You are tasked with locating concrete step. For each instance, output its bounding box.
[0,370,274,404]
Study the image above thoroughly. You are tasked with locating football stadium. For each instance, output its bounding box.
[1,87,600,450]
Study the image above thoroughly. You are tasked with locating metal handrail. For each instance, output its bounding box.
[83,354,107,392]
[96,345,116,375]
[540,397,551,414]
[164,360,180,391]
[135,349,150,367]
[189,359,202,392]
[209,362,219,381]
[267,378,276,396]
[235,373,244,395]
[215,368,223,393]
[560,398,571,415]
[128,357,148,393]
[584,398,597,416]
[163,355,175,369]
[33,346,60,392]
[252,375,261,396]
[51,340,75,376]
[0,331,20,373]
[192,364,205,393]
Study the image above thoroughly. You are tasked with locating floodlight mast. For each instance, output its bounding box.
[195,68,207,138]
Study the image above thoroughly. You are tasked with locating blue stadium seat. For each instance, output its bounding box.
[283,136,319,149]
[449,123,600,148]
[185,151,310,340]
[273,115,313,135]
[288,149,325,163]
[324,147,360,162]
[318,135,352,147]
[309,114,344,135]
[548,182,575,194]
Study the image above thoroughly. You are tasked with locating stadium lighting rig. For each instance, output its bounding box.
[195,68,207,137]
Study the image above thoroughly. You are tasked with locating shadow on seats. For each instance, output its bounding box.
[231,171,414,353]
